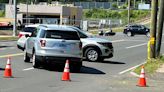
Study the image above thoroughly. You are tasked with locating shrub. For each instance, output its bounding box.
[0,10,5,17]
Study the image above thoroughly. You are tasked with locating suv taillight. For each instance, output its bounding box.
[40,40,46,47]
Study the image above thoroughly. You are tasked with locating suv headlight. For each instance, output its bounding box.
[98,42,113,48]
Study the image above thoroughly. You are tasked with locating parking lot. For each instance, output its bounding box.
[0,33,164,92]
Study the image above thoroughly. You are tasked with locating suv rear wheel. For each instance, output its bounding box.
[32,52,40,68]
[24,49,30,62]
[85,47,102,62]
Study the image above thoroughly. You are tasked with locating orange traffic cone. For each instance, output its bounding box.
[4,57,13,78]
[62,59,71,81]
[137,65,147,87]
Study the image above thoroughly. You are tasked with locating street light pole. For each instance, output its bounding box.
[26,0,28,25]
[134,0,136,9]
[13,0,17,36]
[128,0,130,25]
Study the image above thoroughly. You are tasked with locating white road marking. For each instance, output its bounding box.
[0,53,24,58]
[23,67,34,71]
[125,40,148,42]
[0,47,16,50]
[111,39,125,43]
[119,62,146,75]
[126,43,147,49]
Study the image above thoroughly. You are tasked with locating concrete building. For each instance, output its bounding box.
[5,4,82,26]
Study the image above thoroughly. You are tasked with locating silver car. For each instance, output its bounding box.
[68,26,114,62]
[24,25,83,71]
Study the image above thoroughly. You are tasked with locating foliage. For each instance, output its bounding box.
[83,9,150,25]
[0,10,5,17]
[111,3,118,9]
[134,56,164,75]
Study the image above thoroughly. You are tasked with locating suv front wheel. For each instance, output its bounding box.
[85,47,103,62]
[127,31,132,36]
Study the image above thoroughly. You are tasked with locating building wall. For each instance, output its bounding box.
[5,4,82,26]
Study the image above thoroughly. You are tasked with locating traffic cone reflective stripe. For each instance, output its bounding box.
[62,60,71,81]
[137,66,147,87]
[7,57,11,64]
[4,57,13,78]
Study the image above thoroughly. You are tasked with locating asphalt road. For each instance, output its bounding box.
[0,33,164,92]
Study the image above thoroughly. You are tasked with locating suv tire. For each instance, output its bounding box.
[146,32,150,37]
[24,49,30,62]
[127,31,132,36]
[32,52,40,68]
[85,47,101,62]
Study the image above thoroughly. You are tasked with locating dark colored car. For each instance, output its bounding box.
[123,24,150,37]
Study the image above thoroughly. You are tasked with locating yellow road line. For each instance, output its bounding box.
[0,53,24,58]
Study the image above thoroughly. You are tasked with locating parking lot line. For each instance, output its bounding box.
[126,43,147,49]
[23,67,34,71]
[119,62,146,75]
[111,39,125,43]
[0,53,24,58]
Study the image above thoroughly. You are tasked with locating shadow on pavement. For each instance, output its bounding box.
[0,46,12,48]
[80,66,105,74]
[101,60,126,64]
[0,68,5,71]
[41,65,105,74]
[86,60,126,64]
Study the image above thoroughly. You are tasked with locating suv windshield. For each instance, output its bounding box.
[42,30,80,40]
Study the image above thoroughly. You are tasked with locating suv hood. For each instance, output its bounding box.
[81,37,111,43]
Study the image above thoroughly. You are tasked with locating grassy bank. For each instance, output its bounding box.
[0,30,18,41]
[0,36,19,41]
[134,56,164,75]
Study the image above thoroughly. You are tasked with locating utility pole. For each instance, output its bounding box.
[128,0,130,25]
[150,0,158,58]
[13,0,17,36]
[141,0,143,3]
[26,0,29,25]
[134,0,136,9]
[156,0,164,57]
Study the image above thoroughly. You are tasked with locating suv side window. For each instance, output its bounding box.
[42,30,80,40]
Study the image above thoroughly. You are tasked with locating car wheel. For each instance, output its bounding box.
[24,49,30,62]
[146,32,150,37]
[127,32,132,36]
[32,52,40,68]
[85,47,100,62]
